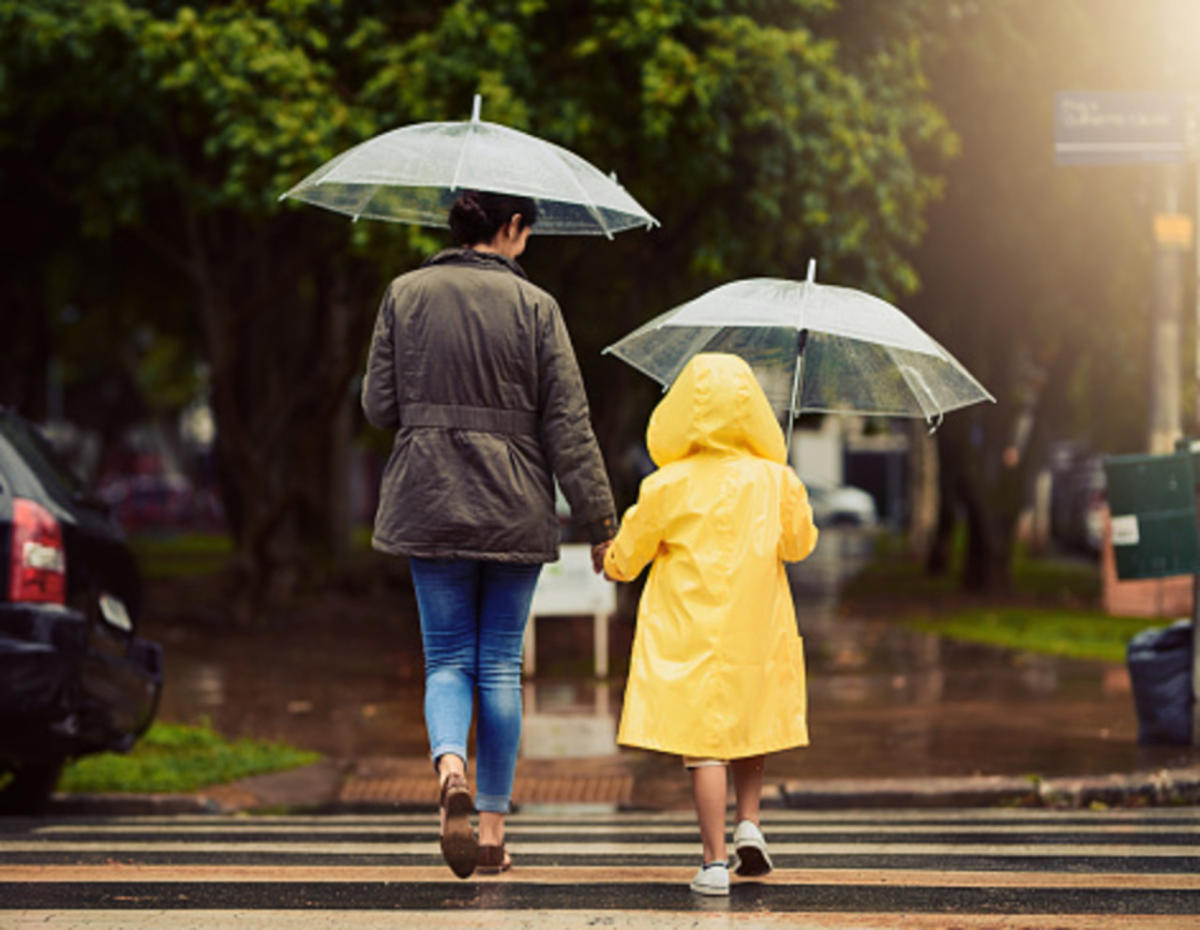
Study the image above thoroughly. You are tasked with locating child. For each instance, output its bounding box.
[602,352,819,896]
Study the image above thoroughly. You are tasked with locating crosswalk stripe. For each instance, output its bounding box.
[0,911,1195,930]
[3,809,1197,920]
[2,879,1197,914]
[28,821,1200,836]
[4,839,1198,856]
[5,864,1200,890]
[14,807,1200,824]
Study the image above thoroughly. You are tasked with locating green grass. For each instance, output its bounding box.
[1010,551,1102,603]
[128,527,378,580]
[844,530,1101,606]
[905,608,1159,663]
[58,720,321,794]
[845,530,1140,663]
[128,532,233,579]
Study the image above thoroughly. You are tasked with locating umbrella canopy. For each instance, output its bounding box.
[280,96,658,238]
[604,261,994,446]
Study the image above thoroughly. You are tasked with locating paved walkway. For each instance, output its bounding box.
[44,752,1200,819]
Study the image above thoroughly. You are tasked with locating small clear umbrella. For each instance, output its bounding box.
[280,95,658,238]
[604,260,994,448]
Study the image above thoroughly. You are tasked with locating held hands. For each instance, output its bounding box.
[591,539,612,576]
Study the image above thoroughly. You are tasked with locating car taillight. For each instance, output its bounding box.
[9,498,66,604]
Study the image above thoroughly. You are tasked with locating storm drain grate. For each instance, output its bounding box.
[338,758,633,806]
[339,776,439,804]
[513,774,633,805]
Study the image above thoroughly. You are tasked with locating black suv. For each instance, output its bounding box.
[0,408,162,812]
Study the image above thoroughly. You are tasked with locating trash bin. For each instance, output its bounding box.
[1126,618,1195,744]
[1103,451,1200,580]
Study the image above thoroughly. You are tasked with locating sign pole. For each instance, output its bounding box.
[1194,149,1200,746]
[1149,163,1185,453]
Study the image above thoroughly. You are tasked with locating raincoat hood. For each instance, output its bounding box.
[647,353,786,468]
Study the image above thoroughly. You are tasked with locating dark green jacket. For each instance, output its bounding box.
[361,248,616,562]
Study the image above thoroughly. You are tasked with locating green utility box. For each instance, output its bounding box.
[1103,451,1200,580]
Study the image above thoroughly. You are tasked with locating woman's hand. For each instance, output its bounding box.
[591,539,612,575]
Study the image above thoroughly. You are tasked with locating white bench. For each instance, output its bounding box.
[524,543,616,678]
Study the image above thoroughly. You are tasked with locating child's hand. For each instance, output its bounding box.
[591,539,612,575]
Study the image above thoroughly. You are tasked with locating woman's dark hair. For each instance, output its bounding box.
[448,190,538,246]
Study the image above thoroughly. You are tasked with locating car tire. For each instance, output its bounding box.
[0,759,65,815]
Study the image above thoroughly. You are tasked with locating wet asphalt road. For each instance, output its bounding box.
[2,807,1199,927]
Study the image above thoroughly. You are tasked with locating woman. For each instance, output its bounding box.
[361,190,616,878]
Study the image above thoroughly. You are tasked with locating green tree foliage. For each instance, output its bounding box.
[348,0,956,491]
[0,0,954,619]
[1,1,415,618]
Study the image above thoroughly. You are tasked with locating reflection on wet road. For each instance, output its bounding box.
[146,529,1200,781]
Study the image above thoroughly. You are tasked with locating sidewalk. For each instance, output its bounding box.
[47,751,1200,817]
[46,753,1200,820]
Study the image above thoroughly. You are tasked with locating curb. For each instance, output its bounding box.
[778,766,1200,810]
[38,761,1200,817]
[41,793,222,817]
[1031,766,1200,808]
[42,758,349,817]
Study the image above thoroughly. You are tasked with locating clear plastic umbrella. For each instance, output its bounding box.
[280,96,658,238]
[604,260,994,448]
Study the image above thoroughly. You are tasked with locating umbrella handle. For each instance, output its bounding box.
[786,329,809,456]
[899,364,944,433]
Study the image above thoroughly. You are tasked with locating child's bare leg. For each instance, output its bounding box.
[691,765,728,863]
[731,755,765,825]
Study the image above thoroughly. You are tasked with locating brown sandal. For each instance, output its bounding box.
[438,773,477,879]
[476,843,512,874]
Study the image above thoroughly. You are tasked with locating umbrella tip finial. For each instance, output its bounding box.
[806,258,816,283]
[471,94,482,122]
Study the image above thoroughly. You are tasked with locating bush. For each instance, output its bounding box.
[59,720,321,794]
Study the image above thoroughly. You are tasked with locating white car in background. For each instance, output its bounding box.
[806,483,878,528]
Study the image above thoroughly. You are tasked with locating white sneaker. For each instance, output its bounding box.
[729,820,773,877]
[689,862,730,895]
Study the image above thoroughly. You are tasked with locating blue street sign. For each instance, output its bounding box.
[1054,91,1188,165]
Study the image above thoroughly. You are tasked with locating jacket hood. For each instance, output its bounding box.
[422,247,528,279]
[647,353,787,467]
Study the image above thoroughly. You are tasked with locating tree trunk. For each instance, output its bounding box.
[961,475,1013,594]
[192,224,378,625]
[957,344,1081,595]
[926,423,964,577]
[907,419,939,561]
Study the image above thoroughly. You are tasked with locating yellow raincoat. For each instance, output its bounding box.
[604,353,819,759]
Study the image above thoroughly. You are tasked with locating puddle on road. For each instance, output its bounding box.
[146,529,1200,780]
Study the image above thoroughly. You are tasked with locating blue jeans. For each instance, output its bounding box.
[409,557,542,814]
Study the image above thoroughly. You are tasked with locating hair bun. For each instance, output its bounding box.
[448,190,538,246]
[458,192,487,219]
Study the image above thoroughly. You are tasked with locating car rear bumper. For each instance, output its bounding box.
[0,603,162,763]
